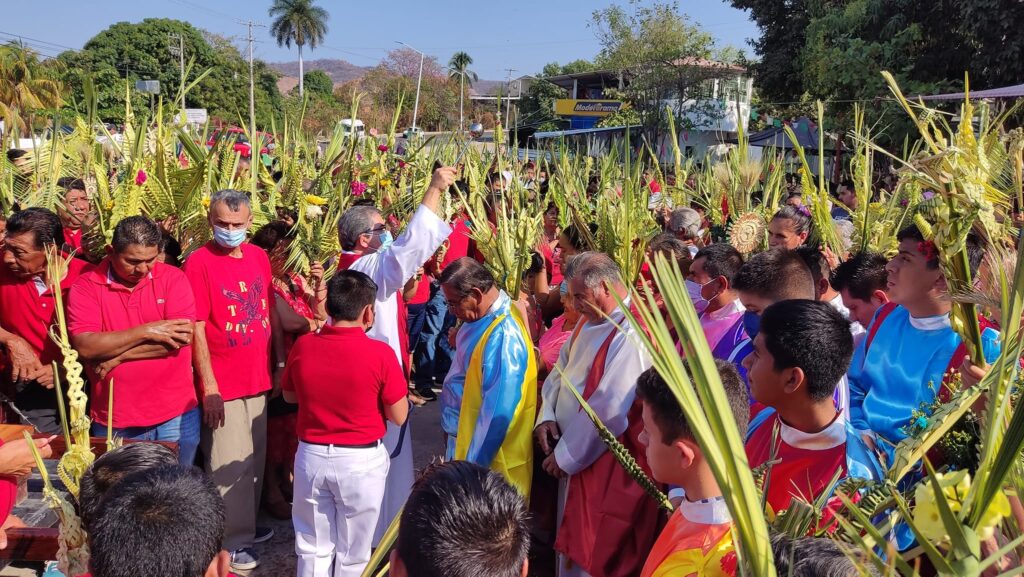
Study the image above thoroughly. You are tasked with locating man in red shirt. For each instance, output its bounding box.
[68,216,200,466]
[57,177,91,254]
[0,208,90,434]
[185,189,278,572]
[283,269,409,577]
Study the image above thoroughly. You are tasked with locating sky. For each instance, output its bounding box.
[4,0,759,80]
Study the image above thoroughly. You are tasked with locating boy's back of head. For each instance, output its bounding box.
[79,442,178,531]
[771,533,867,577]
[694,243,744,285]
[759,300,853,401]
[326,269,378,321]
[636,360,750,446]
[89,465,227,577]
[393,461,529,577]
[732,249,816,311]
[794,246,831,298]
[830,252,888,301]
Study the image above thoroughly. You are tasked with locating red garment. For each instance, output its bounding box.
[282,325,407,445]
[440,216,472,271]
[67,260,198,428]
[267,412,299,464]
[407,273,431,305]
[0,258,90,367]
[744,412,847,515]
[538,239,562,287]
[63,228,83,252]
[554,328,663,577]
[271,273,315,353]
[183,243,272,401]
[648,180,661,194]
[337,252,412,376]
[0,440,15,527]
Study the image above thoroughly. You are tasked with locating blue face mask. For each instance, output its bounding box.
[213,226,247,249]
[742,311,760,339]
[376,231,394,253]
[685,279,710,315]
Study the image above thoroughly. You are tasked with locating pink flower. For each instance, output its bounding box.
[378,144,389,152]
[351,180,368,196]
[135,169,147,186]
[356,153,363,161]
[398,160,406,169]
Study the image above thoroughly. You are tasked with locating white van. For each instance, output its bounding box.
[339,119,365,139]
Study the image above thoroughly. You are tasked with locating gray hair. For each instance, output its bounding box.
[209,189,251,213]
[438,257,496,297]
[667,207,701,239]
[564,251,624,291]
[338,205,381,251]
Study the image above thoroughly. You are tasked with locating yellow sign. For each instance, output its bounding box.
[554,99,623,117]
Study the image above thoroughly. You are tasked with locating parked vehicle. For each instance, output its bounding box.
[339,119,366,140]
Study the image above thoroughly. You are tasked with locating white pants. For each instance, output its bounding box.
[293,441,390,577]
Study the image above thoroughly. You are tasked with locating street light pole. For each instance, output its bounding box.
[397,41,425,132]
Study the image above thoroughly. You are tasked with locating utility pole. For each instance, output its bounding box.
[168,33,185,102]
[238,20,266,147]
[397,41,426,132]
[504,68,516,134]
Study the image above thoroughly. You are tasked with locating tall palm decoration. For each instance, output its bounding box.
[448,51,477,131]
[268,0,329,98]
[0,44,62,139]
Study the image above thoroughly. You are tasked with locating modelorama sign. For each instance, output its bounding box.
[554,99,624,117]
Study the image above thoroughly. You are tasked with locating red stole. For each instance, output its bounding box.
[554,325,663,577]
[336,252,411,377]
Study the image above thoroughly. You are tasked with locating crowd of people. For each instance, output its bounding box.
[0,156,1008,577]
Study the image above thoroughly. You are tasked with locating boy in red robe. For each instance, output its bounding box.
[636,361,750,577]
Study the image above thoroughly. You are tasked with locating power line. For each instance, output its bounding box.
[0,30,77,51]
[165,0,237,22]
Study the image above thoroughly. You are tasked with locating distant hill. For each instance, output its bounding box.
[269,58,505,96]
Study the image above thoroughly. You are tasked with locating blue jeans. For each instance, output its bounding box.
[90,407,201,467]
[413,281,456,389]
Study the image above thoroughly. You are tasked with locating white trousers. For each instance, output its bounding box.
[293,441,390,577]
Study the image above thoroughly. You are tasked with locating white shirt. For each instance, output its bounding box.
[539,301,652,475]
[348,205,452,364]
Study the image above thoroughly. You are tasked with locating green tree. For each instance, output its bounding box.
[447,51,477,130]
[302,70,334,98]
[0,44,63,137]
[268,0,329,97]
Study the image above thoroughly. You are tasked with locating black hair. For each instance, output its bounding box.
[560,223,596,253]
[396,461,529,577]
[79,443,178,532]
[6,149,27,162]
[326,269,378,321]
[523,251,544,278]
[732,248,816,302]
[694,243,743,285]
[352,198,377,208]
[794,246,829,294]
[831,252,888,301]
[250,220,295,252]
[111,216,163,254]
[772,204,812,237]
[439,256,496,298]
[648,233,692,275]
[635,360,749,443]
[771,533,865,577]
[896,226,984,276]
[160,233,182,267]
[89,465,224,577]
[759,300,853,401]
[5,207,63,249]
[57,177,86,192]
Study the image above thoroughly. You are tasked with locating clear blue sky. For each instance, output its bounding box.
[4,0,758,79]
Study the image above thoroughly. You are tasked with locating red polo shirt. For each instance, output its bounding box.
[183,243,272,401]
[440,217,472,270]
[282,325,406,445]
[0,258,90,369]
[67,259,199,428]
[63,228,83,252]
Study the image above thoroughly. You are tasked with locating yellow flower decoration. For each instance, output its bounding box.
[913,470,1011,544]
[370,167,379,175]
[104,200,113,210]
[379,179,392,188]
[201,197,210,209]
[305,194,327,206]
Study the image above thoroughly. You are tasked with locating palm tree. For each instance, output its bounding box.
[268,0,329,98]
[447,51,478,131]
[0,44,62,138]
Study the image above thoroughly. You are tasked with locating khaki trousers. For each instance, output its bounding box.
[202,393,267,552]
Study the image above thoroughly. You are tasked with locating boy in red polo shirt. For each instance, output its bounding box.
[283,269,409,577]
[0,207,90,434]
[68,216,200,466]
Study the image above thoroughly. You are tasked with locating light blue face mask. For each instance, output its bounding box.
[376,231,394,253]
[213,225,247,249]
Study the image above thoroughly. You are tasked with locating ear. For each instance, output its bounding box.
[870,289,889,306]
[817,277,830,300]
[389,549,407,577]
[934,274,949,294]
[716,275,729,292]
[798,231,810,243]
[782,366,805,395]
[675,438,699,469]
[205,550,231,577]
[521,559,530,577]
[362,304,375,326]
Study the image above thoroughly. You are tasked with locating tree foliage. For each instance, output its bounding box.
[302,70,334,97]
[54,19,282,127]
[0,44,63,137]
[269,0,329,96]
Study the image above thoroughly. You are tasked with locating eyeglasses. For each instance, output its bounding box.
[363,224,387,235]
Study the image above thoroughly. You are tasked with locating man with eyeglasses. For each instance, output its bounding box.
[334,166,457,546]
